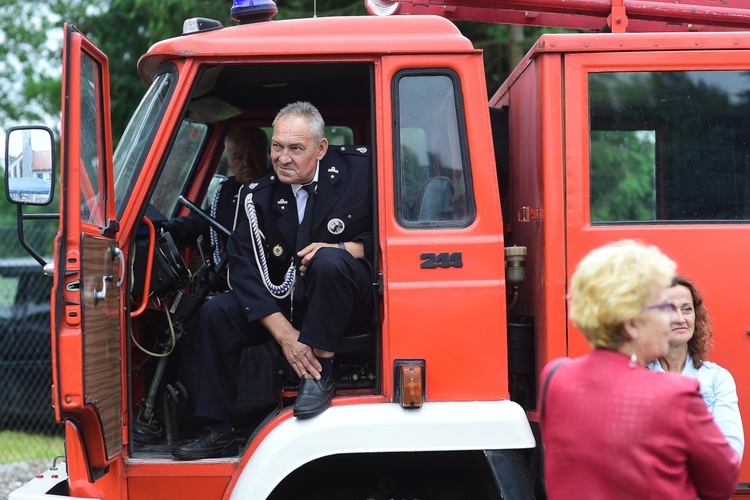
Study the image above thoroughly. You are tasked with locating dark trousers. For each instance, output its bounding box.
[192,248,375,423]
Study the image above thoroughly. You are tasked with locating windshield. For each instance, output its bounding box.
[149,120,208,217]
[113,71,176,218]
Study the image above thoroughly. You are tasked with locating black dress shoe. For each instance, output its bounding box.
[294,376,335,419]
[172,429,238,460]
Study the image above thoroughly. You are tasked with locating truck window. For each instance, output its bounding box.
[394,71,474,227]
[326,126,354,145]
[589,70,750,223]
[150,121,208,217]
[114,71,177,218]
[79,52,107,226]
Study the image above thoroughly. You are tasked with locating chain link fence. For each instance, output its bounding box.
[0,222,64,465]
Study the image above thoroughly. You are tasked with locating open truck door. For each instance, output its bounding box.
[54,24,123,481]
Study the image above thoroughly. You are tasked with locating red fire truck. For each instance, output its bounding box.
[6,0,750,497]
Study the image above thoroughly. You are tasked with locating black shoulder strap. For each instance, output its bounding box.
[540,358,567,422]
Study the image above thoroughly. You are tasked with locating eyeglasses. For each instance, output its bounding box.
[645,300,677,313]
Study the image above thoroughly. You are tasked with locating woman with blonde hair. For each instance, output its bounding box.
[540,240,739,499]
[647,275,744,458]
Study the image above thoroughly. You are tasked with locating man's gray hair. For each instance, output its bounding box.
[273,101,326,142]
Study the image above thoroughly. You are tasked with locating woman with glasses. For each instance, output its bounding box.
[647,276,744,458]
[539,240,739,499]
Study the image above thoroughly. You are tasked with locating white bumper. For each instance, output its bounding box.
[8,461,86,500]
[230,400,534,500]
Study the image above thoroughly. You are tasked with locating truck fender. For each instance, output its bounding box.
[230,400,535,499]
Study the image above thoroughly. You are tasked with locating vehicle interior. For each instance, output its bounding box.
[127,60,380,454]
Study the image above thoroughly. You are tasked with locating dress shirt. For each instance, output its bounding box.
[648,354,744,458]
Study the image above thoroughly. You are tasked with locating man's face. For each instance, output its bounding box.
[226,137,267,184]
[271,115,328,185]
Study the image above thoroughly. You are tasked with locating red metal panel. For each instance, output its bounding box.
[562,49,750,485]
[492,53,570,378]
[380,53,509,402]
[138,16,474,83]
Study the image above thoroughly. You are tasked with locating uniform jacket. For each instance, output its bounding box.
[226,145,372,325]
[648,354,744,458]
[162,176,242,249]
[540,349,740,500]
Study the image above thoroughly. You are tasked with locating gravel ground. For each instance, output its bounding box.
[0,459,55,499]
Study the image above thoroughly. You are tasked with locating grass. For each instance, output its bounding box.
[0,430,64,465]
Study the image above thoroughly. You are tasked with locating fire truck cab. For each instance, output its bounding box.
[6,0,750,497]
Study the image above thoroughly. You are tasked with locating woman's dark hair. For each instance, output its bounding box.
[673,275,713,368]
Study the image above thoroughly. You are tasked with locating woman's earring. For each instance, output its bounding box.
[629,352,638,368]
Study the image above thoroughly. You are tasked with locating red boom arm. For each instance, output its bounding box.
[365,0,750,32]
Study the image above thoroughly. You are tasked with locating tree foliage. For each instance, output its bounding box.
[0,0,546,225]
[73,0,229,142]
[0,1,96,126]
[74,0,369,140]
[590,130,656,221]
[0,0,541,143]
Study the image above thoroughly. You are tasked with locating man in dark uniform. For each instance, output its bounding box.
[161,126,270,265]
[172,102,375,460]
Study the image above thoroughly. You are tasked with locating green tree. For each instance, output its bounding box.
[0,1,99,127]
[0,0,551,223]
[590,130,656,221]
[73,0,229,142]
[0,1,92,224]
[1,3,61,127]
[0,0,548,146]
[456,22,577,96]
[74,0,368,142]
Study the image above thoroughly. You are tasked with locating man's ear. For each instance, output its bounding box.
[317,137,329,160]
[622,318,640,341]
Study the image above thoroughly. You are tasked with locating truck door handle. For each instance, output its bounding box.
[113,247,125,287]
[94,276,113,305]
[93,245,125,305]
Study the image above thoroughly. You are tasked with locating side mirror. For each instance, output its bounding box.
[5,126,56,206]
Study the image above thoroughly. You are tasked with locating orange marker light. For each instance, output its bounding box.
[394,359,425,408]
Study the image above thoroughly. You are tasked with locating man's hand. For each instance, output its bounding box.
[279,332,322,379]
[260,313,322,379]
[297,241,364,275]
[297,242,334,276]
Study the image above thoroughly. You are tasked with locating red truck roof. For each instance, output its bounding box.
[139,15,475,82]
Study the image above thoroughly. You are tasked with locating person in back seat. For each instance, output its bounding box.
[161,126,270,266]
[172,101,376,460]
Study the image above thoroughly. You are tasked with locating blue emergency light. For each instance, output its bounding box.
[231,0,278,23]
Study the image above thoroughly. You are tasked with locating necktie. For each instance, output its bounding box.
[296,182,317,251]
[210,184,222,264]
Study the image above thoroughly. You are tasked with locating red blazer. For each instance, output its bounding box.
[540,349,740,499]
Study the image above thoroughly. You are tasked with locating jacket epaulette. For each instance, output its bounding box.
[330,144,371,158]
[246,172,277,192]
[220,175,239,186]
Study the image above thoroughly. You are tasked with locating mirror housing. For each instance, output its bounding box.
[5,126,56,206]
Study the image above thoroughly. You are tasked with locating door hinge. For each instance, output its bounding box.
[517,206,541,223]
